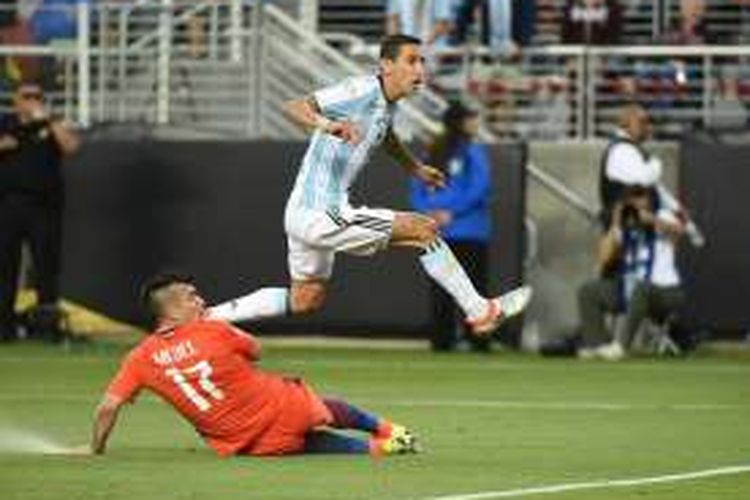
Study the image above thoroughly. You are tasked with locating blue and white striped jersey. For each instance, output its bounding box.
[288,75,397,211]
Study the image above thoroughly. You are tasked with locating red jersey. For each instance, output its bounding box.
[105,319,332,456]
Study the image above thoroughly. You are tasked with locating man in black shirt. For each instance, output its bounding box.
[0,80,80,341]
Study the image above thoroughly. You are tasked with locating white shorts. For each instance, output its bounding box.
[284,205,395,281]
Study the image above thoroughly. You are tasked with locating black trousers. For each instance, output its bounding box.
[429,240,489,352]
[0,194,63,338]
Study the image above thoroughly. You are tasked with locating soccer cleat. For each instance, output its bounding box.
[467,285,533,336]
[371,424,421,456]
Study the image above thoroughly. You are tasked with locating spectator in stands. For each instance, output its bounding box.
[385,0,456,49]
[29,0,89,44]
[29,0,90,89]
[0,0,15,31]
[453,0,521,52]
[0,80,81,342]
[176,3,212,59]
[0,0,18,92]
[576,185,686,360]
[708,69,750,131]
[561,0,623,45]
[661,0,707,45]
[630,0,706,134]
[409,101,493,352]
[512,0,536,47]
[727,0,750,44]
[0,6,39,100]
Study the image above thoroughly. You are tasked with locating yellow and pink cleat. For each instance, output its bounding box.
[370,422,421,456]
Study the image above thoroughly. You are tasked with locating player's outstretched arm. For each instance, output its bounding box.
[283,96,360,143]
[90,395,125,455]
[383,127,445,189]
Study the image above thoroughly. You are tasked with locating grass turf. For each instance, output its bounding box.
[0,341,749,499]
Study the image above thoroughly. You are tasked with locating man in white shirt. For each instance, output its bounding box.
[599,104,663,226]
[578,186,686,360]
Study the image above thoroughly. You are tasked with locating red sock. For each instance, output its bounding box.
[374,420,393,438]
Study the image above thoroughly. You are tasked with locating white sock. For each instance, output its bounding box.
[418,239,487,319]
[208,287,289,322]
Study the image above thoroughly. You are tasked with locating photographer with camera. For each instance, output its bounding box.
[0,80,80,342]
[576,185,686,360]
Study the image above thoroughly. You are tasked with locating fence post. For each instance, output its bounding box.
[117,8,128,121]
[576,48,587,140]
[230,0,243,62]
[250,0,264,137]
[76,1,91,127]
[97,4,109,122]
[156,0,173,125]
[702,54,712,129]
[209,2,220,60]
[299,0,318,33]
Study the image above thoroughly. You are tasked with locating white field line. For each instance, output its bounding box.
[0,394,746,412]
[426,464,750,500]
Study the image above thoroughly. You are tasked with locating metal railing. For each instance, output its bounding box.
[429,44,750,140]
[3,2,749,142]
[0,1,442,140]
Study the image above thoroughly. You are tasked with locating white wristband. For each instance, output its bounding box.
[315,115,333,131]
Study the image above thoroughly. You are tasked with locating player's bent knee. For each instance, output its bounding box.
[391,213,439,248]
[290,282,327,314]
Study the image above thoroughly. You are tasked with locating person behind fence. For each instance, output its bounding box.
[576,185,686,360]
[453,0,523,52]
[29,0,91,89]
[561,0,623,45]
[0,80,80,342]
[409,101,493,352]
[385,0,456,49]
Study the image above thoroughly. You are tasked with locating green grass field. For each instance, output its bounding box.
[1,341,749,499]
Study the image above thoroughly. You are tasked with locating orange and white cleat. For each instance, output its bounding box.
[467,285,533,336]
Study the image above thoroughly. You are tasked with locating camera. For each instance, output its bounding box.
[620,203,641,228]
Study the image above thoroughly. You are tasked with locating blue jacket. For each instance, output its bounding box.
[30,0,89,43]
[409,142,491,242]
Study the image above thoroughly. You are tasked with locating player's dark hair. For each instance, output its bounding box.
[139,271,194,323]
[379,34,422,61]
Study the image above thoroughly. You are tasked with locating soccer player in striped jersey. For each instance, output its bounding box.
[210,34,531,336]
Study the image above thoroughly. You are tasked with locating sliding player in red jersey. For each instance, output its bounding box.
[84,273,418,458]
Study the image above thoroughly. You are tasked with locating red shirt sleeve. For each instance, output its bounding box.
[221,323,261,360]
[105,352,143,403]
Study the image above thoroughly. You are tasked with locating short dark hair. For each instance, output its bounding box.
[379,34,422,61]
[139,271,194,322]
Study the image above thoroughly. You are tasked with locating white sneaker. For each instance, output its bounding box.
[468,285,533,336]
[597,341,625,361]
[577,347,598,360]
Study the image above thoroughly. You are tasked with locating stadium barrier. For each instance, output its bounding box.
[679,135,750,335]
